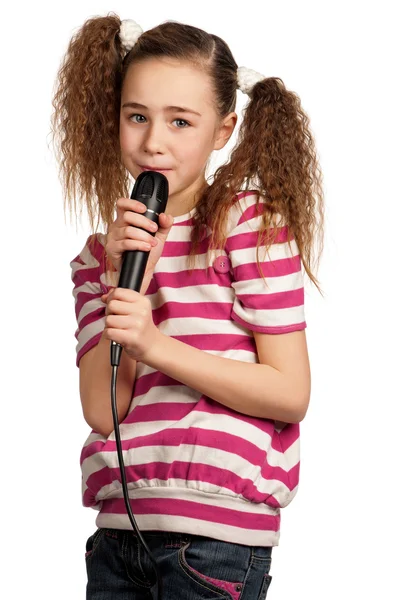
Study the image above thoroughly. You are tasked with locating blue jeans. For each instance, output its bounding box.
[85,528,273,599]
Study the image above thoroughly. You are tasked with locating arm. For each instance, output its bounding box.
[79,272,152,437]
[143,328,311,424]
[79,333,136,437]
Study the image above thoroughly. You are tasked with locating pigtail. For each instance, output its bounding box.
[194,77,324,293]
[50,13,129,237]
[228,77,323,290]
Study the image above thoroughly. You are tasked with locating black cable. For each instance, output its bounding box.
[111,363,162,600]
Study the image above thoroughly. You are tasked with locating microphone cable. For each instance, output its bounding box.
[110,363,162,600]
[107,171,169,600]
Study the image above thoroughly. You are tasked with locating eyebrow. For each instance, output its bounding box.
[122,101,201,117]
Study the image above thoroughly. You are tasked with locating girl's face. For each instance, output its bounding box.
[119,57,236,208]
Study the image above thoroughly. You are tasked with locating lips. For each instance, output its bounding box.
[139,165,172,172]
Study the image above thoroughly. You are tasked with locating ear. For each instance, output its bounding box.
[213,112,238,151]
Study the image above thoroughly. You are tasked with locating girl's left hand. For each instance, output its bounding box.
[101,287,160,362]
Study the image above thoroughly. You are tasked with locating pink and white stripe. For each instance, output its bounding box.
[70,191,306,546]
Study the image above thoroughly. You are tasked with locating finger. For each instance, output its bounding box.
[115,198,147,222]
[105,299,135,316]
[103,328,128,345]
[105,314,133,329]
[120,224,158,245]
[106,234,157,257]
[122,209,159,235]
[158,213,174,230]
[100,287,116,301]
[110,287,141,302]
[150,215,174,242]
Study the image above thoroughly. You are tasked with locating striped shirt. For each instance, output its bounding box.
[70,190,306,546]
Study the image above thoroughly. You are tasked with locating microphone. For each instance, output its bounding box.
[110,171,169,367]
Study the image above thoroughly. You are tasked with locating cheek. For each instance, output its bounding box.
[183,145,212,175]
[119,126,129,152]
[119,122,137,152]
[181,135,212,161]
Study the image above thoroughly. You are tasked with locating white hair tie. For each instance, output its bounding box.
[119,19,143,54]
[237,66,266,94]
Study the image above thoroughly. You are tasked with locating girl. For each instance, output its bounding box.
[51,13,324,600]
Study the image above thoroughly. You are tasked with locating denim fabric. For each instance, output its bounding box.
[85,528,273,599]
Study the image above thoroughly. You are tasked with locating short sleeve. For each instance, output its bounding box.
[225,192,306,334]
[70,233,113,367]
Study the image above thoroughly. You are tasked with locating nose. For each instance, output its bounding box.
[143,121,166,155]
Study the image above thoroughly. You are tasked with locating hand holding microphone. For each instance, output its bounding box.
[101,286,161,363]
[101,205,174,300]
[101,172,172,366]
[104,200,174,278]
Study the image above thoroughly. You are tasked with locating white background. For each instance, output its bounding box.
[1,0,396,598]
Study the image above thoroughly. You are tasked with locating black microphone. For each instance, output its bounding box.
[110,171,169,367]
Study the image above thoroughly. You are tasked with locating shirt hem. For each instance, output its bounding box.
[92,486,281,547]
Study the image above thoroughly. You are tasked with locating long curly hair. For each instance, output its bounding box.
[50,13,324,292]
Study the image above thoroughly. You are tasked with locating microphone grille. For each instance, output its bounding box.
[157,178,167,202]
[140,174,154,198]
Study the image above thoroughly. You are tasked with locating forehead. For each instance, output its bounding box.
[122,57,216,113]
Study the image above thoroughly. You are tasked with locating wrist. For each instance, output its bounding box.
[141,328,165,365]
[140,270,154,295]
[102,271,153,296]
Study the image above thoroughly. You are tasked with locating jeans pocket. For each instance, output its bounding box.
[179,537,248,599]
[258,573,272,599]
[85,527,104,561]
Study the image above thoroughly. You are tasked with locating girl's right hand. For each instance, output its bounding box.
[105,197,174,275]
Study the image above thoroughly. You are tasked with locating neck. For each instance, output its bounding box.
[166,176,208,218]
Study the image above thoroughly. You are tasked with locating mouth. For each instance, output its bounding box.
[138,165,172,174]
